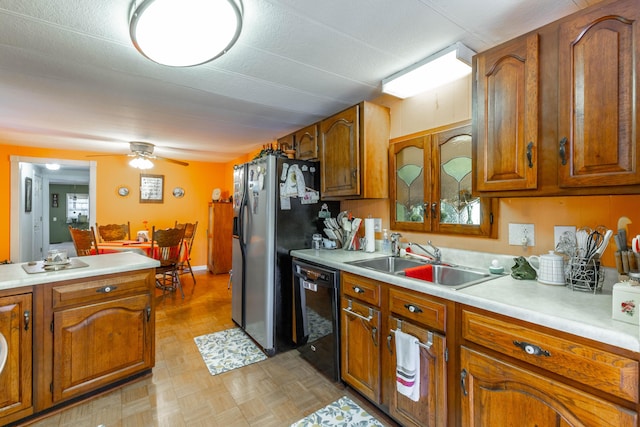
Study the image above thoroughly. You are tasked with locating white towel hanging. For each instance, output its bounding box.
[395,329,420,402]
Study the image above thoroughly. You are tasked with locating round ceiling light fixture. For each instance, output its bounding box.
[130,0,243,67]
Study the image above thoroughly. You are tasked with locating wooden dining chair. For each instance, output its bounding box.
[96,222,131,242]
[68,225,99,256]
[174,221,198,283]
[151,226,186,298]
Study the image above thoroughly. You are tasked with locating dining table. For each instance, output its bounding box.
[96,240,190,261]
[96,240,152,257]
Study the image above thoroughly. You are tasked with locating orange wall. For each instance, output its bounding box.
[1,143,237,266]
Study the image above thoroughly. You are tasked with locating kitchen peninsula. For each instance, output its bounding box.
[292,248,640,426]
[0,252,159,426]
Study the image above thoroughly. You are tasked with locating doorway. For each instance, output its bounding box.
[9,156,96,263]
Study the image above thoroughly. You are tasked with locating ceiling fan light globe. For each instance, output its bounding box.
[129,157,154,169]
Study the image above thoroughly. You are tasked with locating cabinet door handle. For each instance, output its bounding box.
[431,202,437,219]
[559,137,567,166]
[371,327,378,347]
[96,285,118,294]
[513,340,550,357]
[526,141,534,168]
[387,334,393,353]
[423,202,430,219]
[146,306,152,322]
[404,304,423,313]
[352,286,365,294]
[461,368,468,396]
[24,310,30,331]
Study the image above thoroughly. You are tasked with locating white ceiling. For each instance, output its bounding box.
[0,0,599,163]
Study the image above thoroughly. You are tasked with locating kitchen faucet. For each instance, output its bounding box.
[390,232,402,257]
[409,241,442,264]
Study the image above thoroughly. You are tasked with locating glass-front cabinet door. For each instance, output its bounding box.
[390,121,495,237]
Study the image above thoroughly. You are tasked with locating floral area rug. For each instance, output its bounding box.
[194,327,267,376]
[291,396,384,427]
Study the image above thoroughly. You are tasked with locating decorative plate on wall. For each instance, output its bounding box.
[173,187,185,198]
[117,185,130,197]
[212,188,221,201]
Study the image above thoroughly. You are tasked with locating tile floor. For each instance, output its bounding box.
[21,271,398,427]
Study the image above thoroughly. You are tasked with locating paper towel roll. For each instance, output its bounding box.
[365,218,375,252]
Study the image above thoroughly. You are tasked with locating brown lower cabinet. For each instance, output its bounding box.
[340,272,640,427]
[340,272,451,426]
[0,268,156,425]
[0,291,33,425]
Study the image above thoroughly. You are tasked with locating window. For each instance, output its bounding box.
[66,193,89,223]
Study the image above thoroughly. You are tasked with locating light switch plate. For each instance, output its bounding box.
[374,218,382,232]
[508,223,535,246]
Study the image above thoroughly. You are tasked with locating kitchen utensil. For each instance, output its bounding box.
[585,230,603,260]
[528,251,565,285]
[595,229,613,257]
[618,229,628,251]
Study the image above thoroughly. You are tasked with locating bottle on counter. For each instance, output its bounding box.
[382,229,391,254]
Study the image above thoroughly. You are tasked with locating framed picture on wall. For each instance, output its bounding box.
[140,174,164,203]
[25,177,32,213]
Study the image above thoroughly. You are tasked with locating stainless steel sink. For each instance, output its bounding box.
[347,256,500,289]
[347,256,427,273]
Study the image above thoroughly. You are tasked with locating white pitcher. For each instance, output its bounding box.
[528,251,565,285]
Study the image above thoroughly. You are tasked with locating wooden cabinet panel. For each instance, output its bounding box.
[319,102,389,199]
[474,33,539,191]
[295,123,318,160]
[460,347,638,426]
[208,202,233,274]
[0,293,32,423]
[557,0,640,187]
[388,287,446,332]
[387,316,447,427]
[341,297,381,403]
[342,272,380,307]
[320,105,360,197]
[51,270,150,309]
[52,294,153,403]
[462,309,638,402]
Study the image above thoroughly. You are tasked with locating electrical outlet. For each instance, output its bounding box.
[374,218,382,232]
[508,223,535,246]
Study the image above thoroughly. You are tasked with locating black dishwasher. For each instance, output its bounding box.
[292,258,340,382]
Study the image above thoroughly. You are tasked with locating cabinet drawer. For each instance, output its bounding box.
[462,309,639,402]
[52,270,153,309]
[389,287,446,331]
[342,273,380,306]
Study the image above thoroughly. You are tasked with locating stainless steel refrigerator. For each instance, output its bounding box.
[231,154,333,355]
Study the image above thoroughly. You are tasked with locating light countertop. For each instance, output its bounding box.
[0,252,160,291]
[291,248,640,353]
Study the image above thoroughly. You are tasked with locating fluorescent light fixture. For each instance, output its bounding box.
[129,157,154,170]
[130,0,243,67]
[45,163,61,171]
[382,42,476,99]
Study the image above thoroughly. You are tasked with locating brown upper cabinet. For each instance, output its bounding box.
[474,33,539,192]
[295,123,319,160]
[473,0,640,196]
[557,0,640,188]
[319,101,390,199]
[390,121,496,237]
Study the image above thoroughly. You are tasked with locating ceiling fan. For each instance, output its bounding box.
[88,141,189,167]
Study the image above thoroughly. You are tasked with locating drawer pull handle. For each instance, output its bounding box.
[526,141,534,168]
[97,285,118,294]
[146,306,152,322]
[513,340,550,357]
[352,286,365,294]
[404,304,422,313]
[24,310,30,331]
